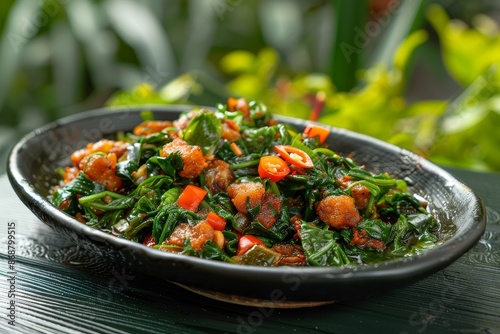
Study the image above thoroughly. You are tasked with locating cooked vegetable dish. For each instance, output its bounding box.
[51,98,444,266]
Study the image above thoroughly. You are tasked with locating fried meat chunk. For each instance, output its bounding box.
[316,195,362,229]
[161,138,207,179]
[227,182,265,215]
[205,159,235,194]
[166,221,215,251]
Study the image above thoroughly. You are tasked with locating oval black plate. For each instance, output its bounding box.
[7,105,486,305]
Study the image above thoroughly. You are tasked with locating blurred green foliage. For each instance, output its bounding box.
[1,0,500,172]
[109,4,500,171]
[426,5,500,170]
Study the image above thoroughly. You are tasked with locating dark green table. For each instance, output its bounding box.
[1,167,499,334]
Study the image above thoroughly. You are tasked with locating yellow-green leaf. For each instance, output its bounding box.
[220,51,256,74]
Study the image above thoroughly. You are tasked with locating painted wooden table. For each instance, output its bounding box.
[1,167,499,334]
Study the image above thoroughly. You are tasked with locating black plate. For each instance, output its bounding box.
[7,106,486,306]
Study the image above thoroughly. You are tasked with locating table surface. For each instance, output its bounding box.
[1,167,499,334]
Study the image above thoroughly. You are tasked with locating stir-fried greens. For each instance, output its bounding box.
[51,98,444,267]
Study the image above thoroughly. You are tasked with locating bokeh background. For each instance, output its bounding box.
[1,0,500,173]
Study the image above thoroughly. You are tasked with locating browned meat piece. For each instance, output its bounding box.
[81,153,123,192]
[71,139,128,167]
[272,243,307,266]
[205,159,235,194]
[351,184,371,210]
[166,221,215,251]
[289,164,307,176]
[221,122,241,142]
[335,174,353,189]
[350,229,386,251]
[133,120,173,136]
[316,195,362,229]
[227,182,282,228]
[227,182,265,214]
[255,192,282,229]
[161,138,207,179]
[62,166,80,184]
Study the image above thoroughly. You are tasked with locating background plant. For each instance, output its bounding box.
[1,0,500,172]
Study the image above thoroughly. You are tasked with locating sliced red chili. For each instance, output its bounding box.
[258,156,290,182]
[274,145,314,169]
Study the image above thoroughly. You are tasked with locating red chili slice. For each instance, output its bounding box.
[273,145,314,169]
[258,156,290,182]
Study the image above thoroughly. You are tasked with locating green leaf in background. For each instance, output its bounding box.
[430,67,500,171]
[427,4,500,86]
[393,30,428,75]
[318,28,428,141]
[390,100,446,154]
[104,0,176,75]
[439,67,500,135]
[268,73,336,120]
[372,0,428,74]
[159,73,201,103]
[327,0,368,92]
[107,74,202,107]
[0,0,42,113]
[221,48,279,100]
[106,83,166,107]
[220,50,256,74]
[5,0,500,175]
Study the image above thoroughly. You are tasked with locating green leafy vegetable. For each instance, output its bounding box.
[52,172,106,214]
[50,99,447,267]
[356,220,392,243]
[300,223,351,267]
[199,241,236,263]
[146,153,184,179]
[182,109,222,155]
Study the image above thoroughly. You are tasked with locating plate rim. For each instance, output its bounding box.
[6,105,487,299]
